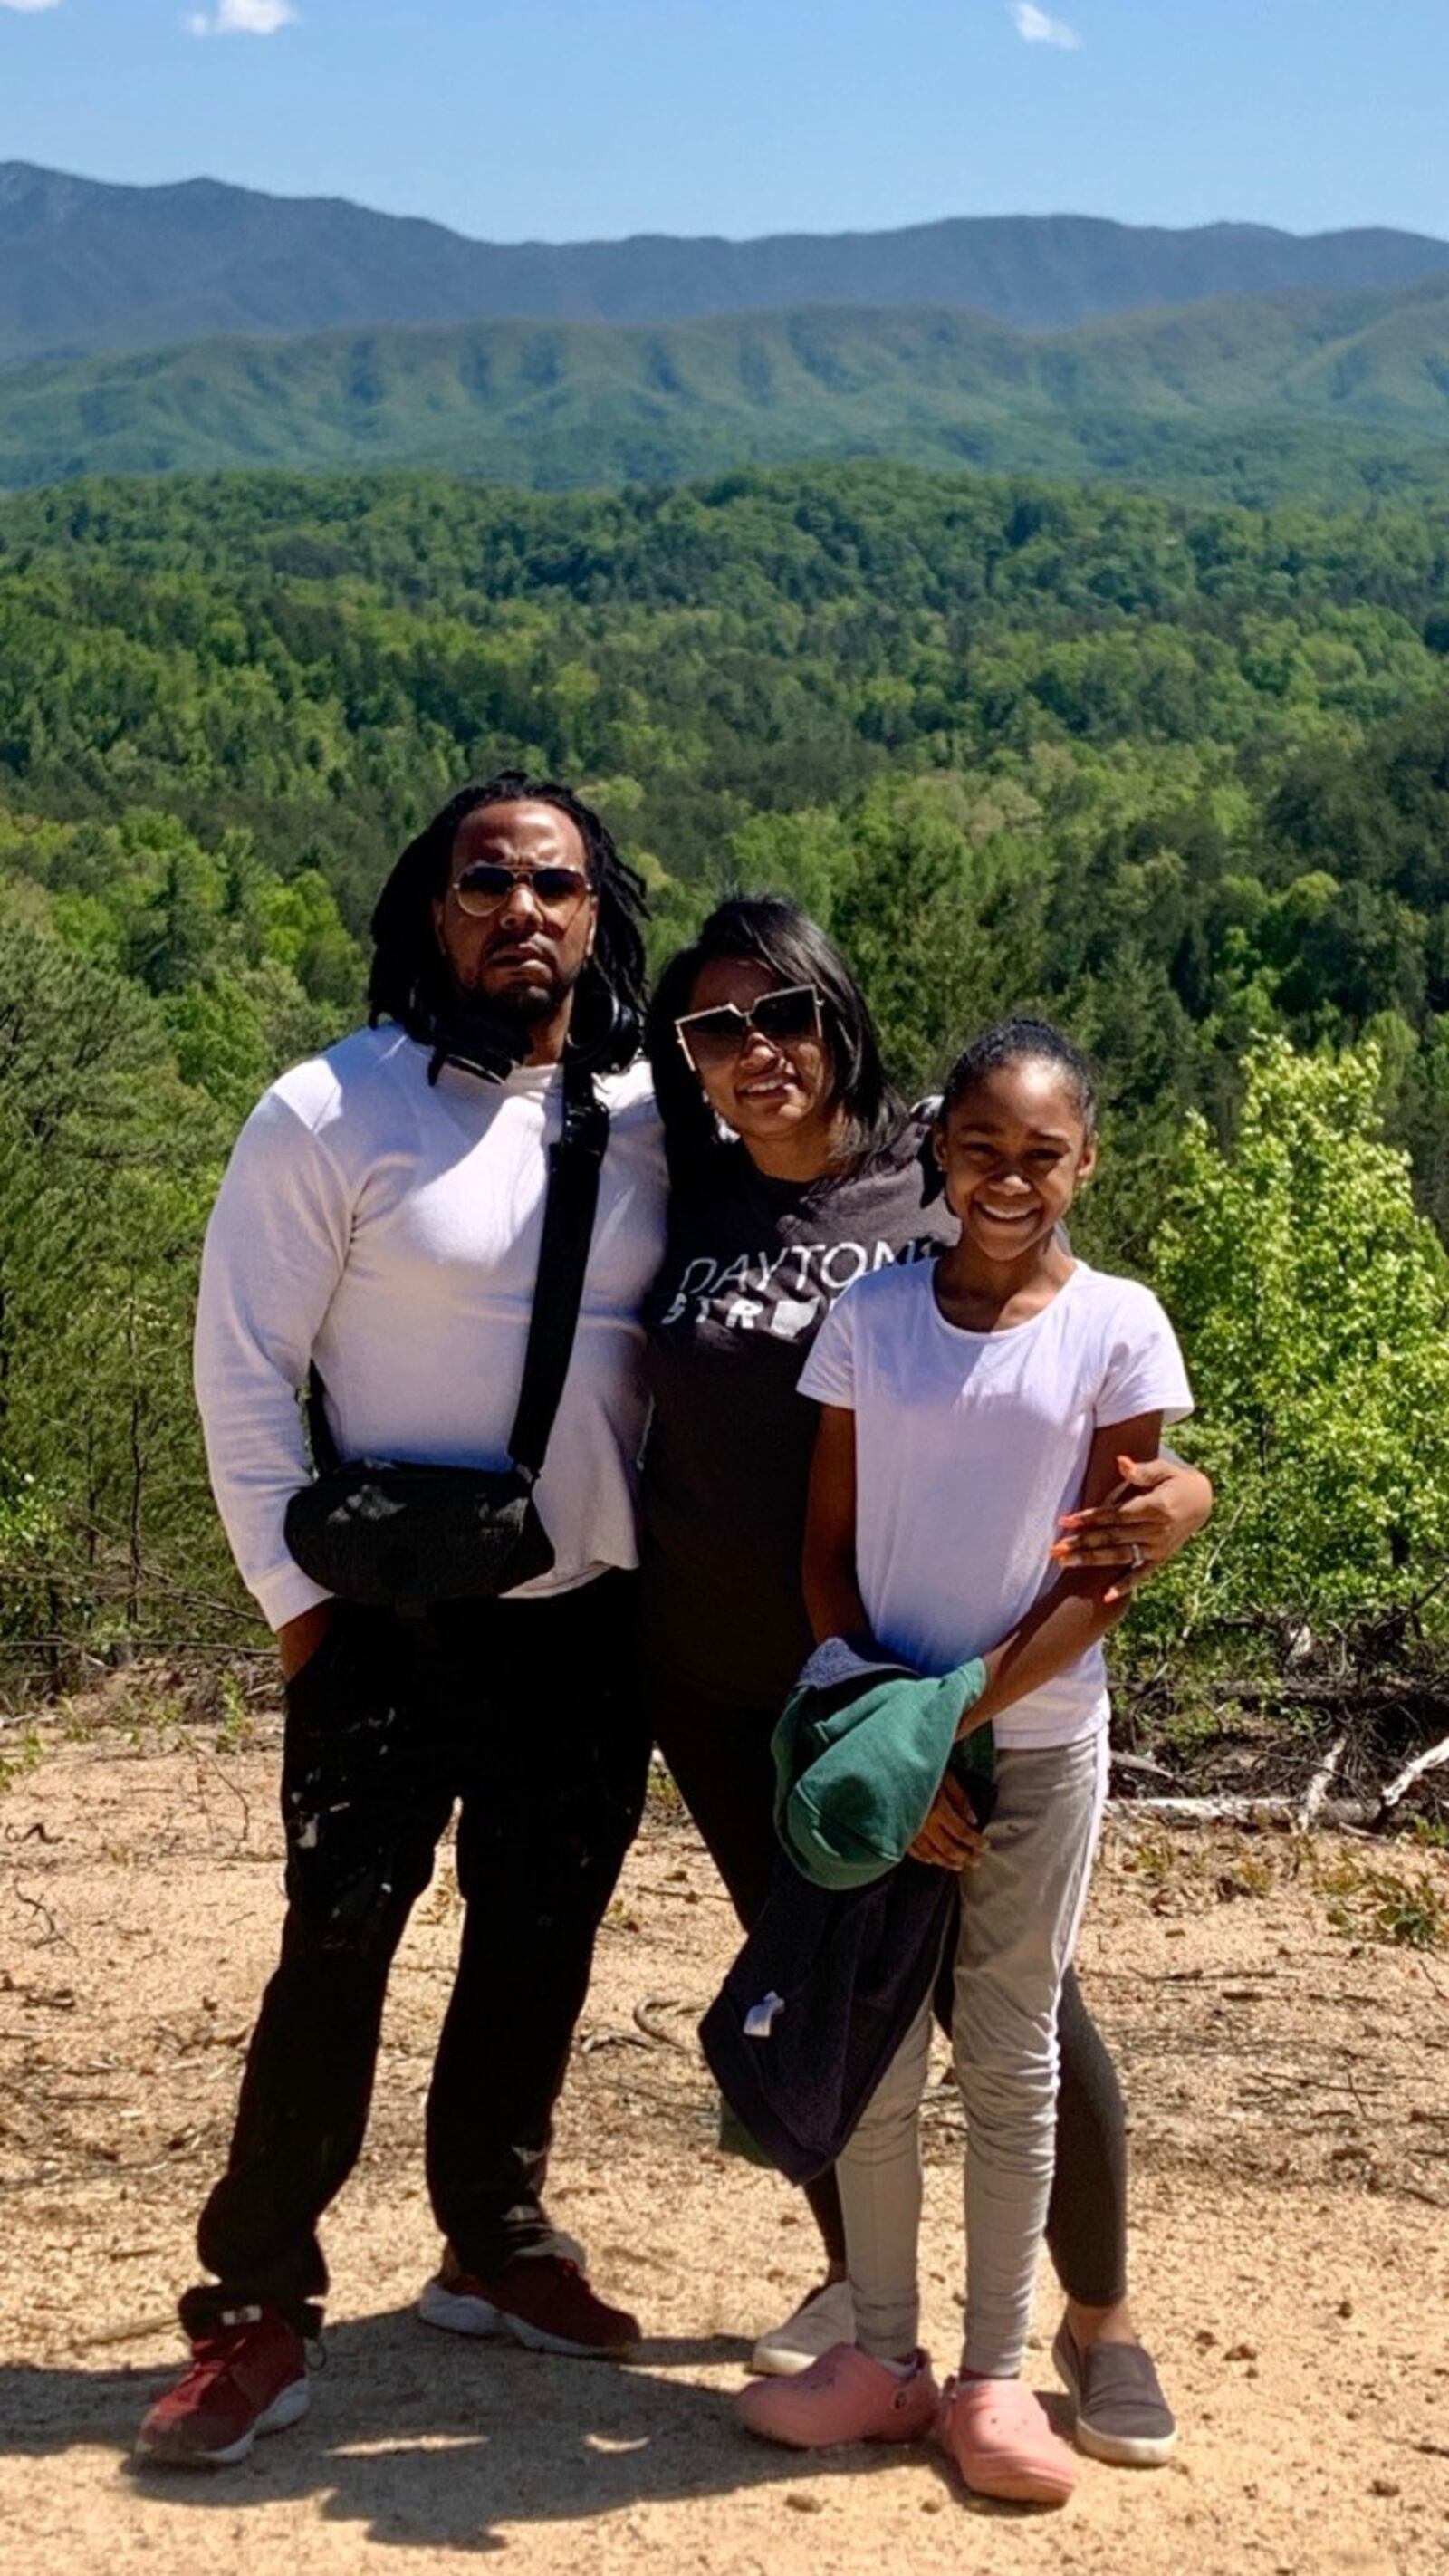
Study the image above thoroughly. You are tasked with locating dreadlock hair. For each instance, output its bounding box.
[648,892,907,1188]
[368,772,648,1075]
[941,1015,1099,1136]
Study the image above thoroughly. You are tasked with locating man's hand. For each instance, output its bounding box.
[1050,1456,1214,1603]
[908,1770,988,1872]
[277,1601,334,1681]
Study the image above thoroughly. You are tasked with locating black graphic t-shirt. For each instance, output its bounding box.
[641,1121,956,1706]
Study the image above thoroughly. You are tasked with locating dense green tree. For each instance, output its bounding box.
[2,457,1449,1677]
[0,921,219,1630]
[1148,1039,1449,1634]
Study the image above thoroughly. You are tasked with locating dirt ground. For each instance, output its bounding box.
[4,1704,1449,2576]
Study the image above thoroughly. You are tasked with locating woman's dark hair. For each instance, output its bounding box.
[648,893,906,1185]
[941,1015,1099,1136]
[367,771,648,1074]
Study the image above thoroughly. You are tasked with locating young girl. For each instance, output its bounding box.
[738,1016,1193,2507]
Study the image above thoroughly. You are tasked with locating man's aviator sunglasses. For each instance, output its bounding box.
[675,983,822,1077]
[451,860,593,919]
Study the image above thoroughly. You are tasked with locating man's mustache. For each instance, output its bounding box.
[485,931,554,963]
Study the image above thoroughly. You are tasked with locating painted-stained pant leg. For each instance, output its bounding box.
[426,1572,652,2272]
[184,1605,449,2332]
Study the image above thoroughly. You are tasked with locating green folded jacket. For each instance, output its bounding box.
[772,1637,993,1891]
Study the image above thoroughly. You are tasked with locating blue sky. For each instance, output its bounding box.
[3,0,1447,245]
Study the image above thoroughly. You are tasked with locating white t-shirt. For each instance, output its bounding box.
[797,1258,1193,1749]
[194,1025,667,1630]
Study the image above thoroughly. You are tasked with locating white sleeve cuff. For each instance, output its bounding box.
[254,1561,334,1632]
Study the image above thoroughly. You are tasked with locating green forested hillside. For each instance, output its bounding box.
[3,283,1449,501]
[2,457,1449,1673]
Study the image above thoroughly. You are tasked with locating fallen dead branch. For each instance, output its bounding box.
[633,1995,700,2052]
[1299,1732,1348,1831]
[1168,1669,1449,1714]
[74,2312,177,2351]
[1374,1729,1449,1826]
[11,1882,71,1946]
[1108,1794,1372,1828]
[1109,1749,1176,1783]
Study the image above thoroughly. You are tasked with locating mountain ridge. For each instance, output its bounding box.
[4,161,1449,364]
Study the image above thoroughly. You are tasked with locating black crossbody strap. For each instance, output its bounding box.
[305,1364,340,1475]
[505,1051,609,1478]
[303,1050,610,1486]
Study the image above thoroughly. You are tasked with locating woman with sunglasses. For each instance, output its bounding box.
[641,894,1211,2465]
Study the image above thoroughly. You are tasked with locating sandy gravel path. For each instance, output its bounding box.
[3,1718,1448,2574]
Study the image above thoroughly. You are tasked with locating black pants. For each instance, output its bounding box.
[182,1574,650,2338]
[647,1661,1128,2310]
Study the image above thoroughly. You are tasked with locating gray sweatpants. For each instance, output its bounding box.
[836,1732,1108,2378]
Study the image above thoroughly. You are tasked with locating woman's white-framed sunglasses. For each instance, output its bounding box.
[674,983,823,1078]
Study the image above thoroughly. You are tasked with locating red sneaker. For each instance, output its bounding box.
[136,2307,310,2468]
[419,2250,639,2360]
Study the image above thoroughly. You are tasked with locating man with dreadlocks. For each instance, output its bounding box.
[139,777,666,2467]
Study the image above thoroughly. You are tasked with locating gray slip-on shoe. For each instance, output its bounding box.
[1052,2315,1178,2466]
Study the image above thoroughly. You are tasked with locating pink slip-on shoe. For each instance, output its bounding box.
[737,2341,939,2448]
[938,2372,1078,2507]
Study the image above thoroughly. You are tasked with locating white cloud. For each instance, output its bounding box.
[184,0,299,33]
[1008,2,1082,49]
[0,3,64,15]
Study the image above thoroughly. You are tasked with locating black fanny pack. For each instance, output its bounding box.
[282,1054,609,1610]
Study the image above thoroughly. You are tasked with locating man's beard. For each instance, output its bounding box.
[458,942,577,1023]
[427,958,579,1085]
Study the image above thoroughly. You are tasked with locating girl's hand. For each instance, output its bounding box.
[1050,1456,1214,1603]
[908,1772,988,1872]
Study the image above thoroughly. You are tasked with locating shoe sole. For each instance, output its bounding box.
[1052,2331,1177,2468]
[1072,2417,1177,2469]
[417,2278,637,2362]
[740,2409,938,2450]
[957,2459,1076,2506]
[136,2374,310,2469]
[746,2341,822,2379]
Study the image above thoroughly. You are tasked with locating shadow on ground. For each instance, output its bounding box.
[0,2309,961,2551]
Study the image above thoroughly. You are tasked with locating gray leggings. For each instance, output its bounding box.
[837,1733,1108,2378]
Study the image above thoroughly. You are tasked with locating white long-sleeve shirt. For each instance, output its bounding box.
[194,1024,668,1630]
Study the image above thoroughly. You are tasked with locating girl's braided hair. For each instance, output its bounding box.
[941,1015,1098,1134]
[368,772,648,1072]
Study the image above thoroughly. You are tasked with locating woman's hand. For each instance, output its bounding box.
[1050,1455,1214,1603]
[908,1771,988,1871]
